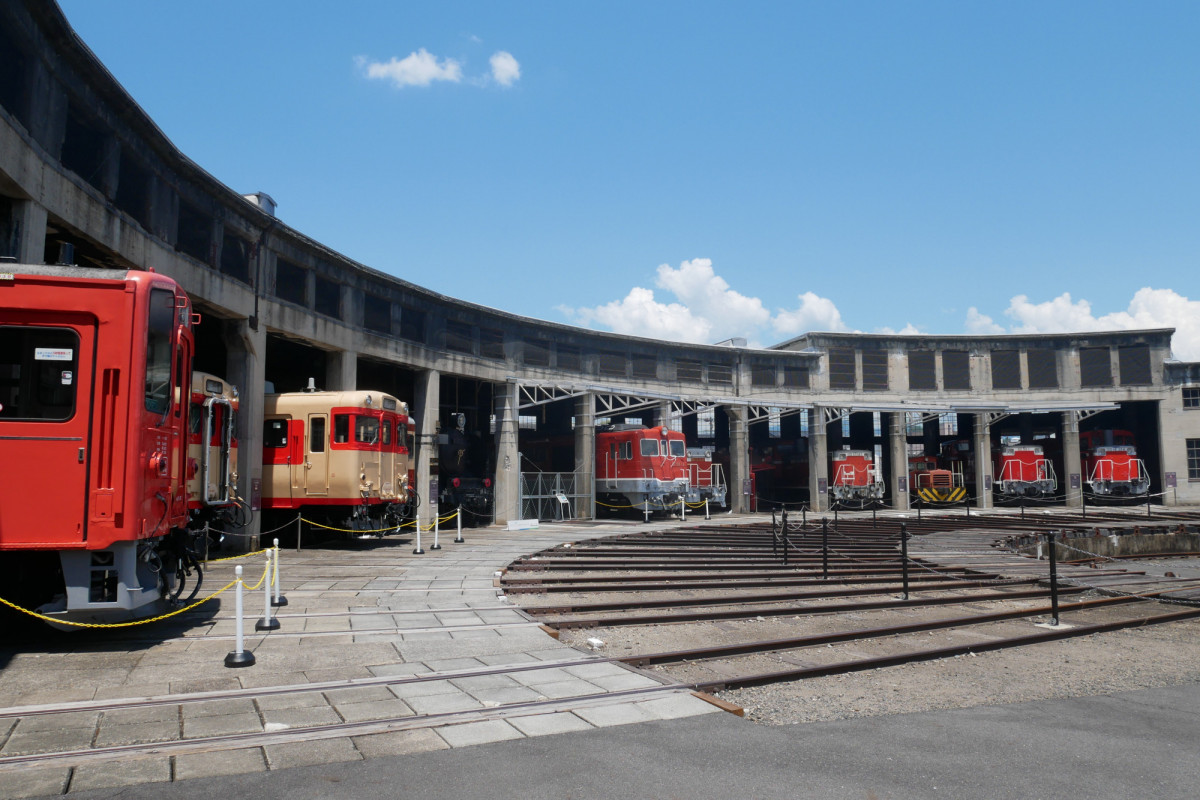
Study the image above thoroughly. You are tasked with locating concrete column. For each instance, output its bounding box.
[1062,411,1082,508]
[414,369,439,516]
[727,405,750,514]
[654,401,673,430]
[13,200,47,264]
[574,393,595,520]
[493,382,520,525]
[888,413,910,511]
[325,350,357,391]
[808,407,829,512]
[224,318,267,549]
[973,413,993,510]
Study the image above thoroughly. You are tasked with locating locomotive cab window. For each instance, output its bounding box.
[145,288,175,415]
[381,420,391,446]
[263,419,289,449]
[669,440,686,457]
[333,414,349,444]
[355,415,379,444]
[0,326,79,420]
[640,439,659,457]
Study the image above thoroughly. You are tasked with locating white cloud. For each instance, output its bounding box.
[563,259,847,347]
[490,51,521,87]
[363,49,462,88]
[772,291,849,337]
[969,289,1200,361]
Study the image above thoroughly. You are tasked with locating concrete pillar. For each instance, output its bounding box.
[727,406,750,514]
[654,401,673,430]
[13,200,47,264]
[1062,411,1082,508]
[325,350,357,391]
[888,413,910,511]
[414,369,439,516]
[224,318,267,549]
[574,393,595,520]
[973,413,993,510]
[808,407,829,512]
[493,382,520,525]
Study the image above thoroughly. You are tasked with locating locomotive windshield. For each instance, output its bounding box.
[145,288,175,415]
[669,440,686,457]
[640,439,660,457]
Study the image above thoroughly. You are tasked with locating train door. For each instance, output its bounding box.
[306,413,329,495]
[0,319,94,547]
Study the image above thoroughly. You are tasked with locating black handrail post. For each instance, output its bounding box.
[1020,495,1026,520]
[821,517,829,580]
[1147,494,1153,518]
[917,498,922,524]
[872,505,877,529]
[1048,530,1059,626]
[900,522,910,600]
[1081,489,1087,520]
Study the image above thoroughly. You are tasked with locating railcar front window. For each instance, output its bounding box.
[355,415,379,444]
[145,288,174,415]
[0,326,79,420]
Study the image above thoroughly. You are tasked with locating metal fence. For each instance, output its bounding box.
[520,471,590,521]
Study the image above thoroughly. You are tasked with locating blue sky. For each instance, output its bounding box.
[59,1,1200,358]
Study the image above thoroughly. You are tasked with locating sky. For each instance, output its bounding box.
[58,1,1200,359]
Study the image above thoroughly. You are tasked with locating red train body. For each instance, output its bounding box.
[995,444,1056,497]
[0,265,203,622]
[596,425,726,510]
[830,449,883,502]
[1080,429,1148,497]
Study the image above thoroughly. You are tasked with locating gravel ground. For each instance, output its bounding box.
[553,586,1200,727]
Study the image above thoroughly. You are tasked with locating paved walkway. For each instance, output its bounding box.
[0,517,726,798]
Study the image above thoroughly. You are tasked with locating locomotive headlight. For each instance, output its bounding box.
[365,395,373,407]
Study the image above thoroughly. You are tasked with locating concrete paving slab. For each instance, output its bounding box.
[265,736,362,770]
[635,692,723,720]
[405,692,485,715]
[93,720,180,746]
[0,764,71,799]
[181,712,262,738]
[322,685,398,705]
[351,728,450,759]
[180,698,257,719]
[333,698,415,722]
[2,725,96,755]
[435,719,524,748]
[527,678,608,700]
[68,755,171,792]
[507,711,595,738]
[173,746,267,781]
[259,705,342,729]
[101,705,178,726]
[388,679,466,700]
[572,702,657,728]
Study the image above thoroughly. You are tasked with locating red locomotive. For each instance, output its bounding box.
[995,443,1056,497]
[595,425,691,511]
[830,449,883,502]
[0,264,205,623]
[261,387,419,536]
[1080,429,1148,497]
[684,446,727,507]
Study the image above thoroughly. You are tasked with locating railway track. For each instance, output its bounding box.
[505,510,1200,697]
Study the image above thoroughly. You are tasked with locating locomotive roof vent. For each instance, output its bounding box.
[243,192,277,217]
[305,377,317,392]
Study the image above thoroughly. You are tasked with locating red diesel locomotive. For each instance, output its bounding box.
[595,425,691,511]
[829,449,884,503]
[1080,429,1149,497]
[0,264,209,623]
[995,443,1056,497]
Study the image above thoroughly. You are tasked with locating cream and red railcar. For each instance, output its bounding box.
[829,449,884,502]
[0,265,204,624]
[186,373,243,535]
[261,389,417,535]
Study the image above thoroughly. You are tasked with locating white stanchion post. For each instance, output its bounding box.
[256,551,280,631]
[681,497,686,523]
[272,538,287,607]
[225,566,255,667]
[413,510,425,554]
[705,499,711,520]
[454,506,464,543]
[431,511,442,550]
[643,498,650,523]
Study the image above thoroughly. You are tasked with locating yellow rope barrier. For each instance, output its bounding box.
[204,548,269,564]
[0,580,237,629]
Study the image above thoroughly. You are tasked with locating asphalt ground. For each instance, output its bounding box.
[45,681,1200,800]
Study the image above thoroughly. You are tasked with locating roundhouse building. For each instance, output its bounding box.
[3,1,1198,545]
